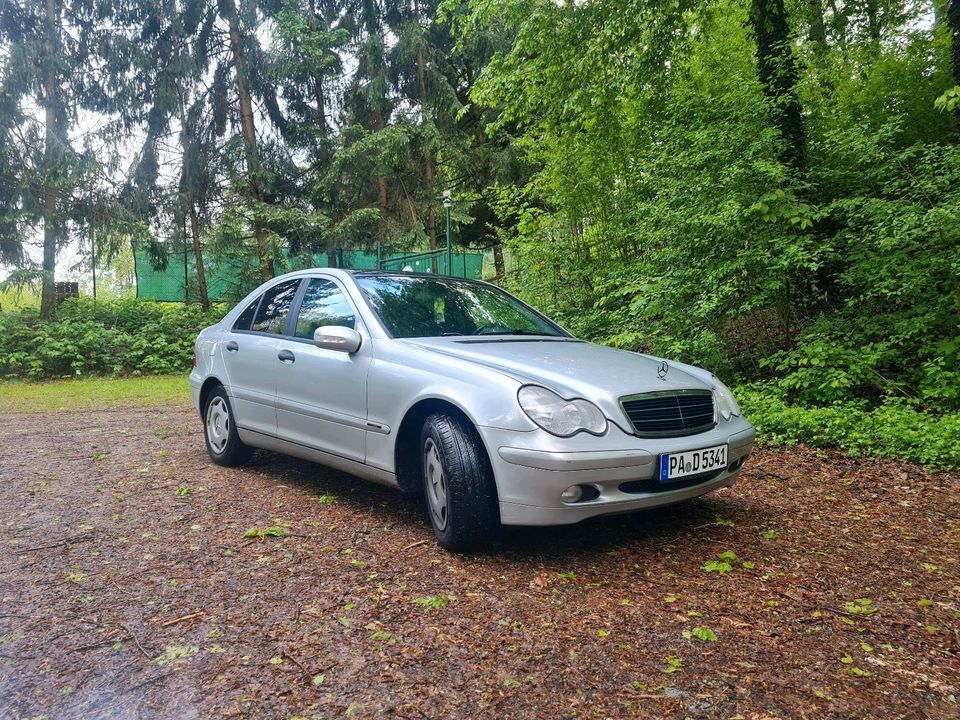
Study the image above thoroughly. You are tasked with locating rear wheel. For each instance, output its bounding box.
[421,413,499,552]
[204,386,253,467]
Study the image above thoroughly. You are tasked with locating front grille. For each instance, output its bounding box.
[620,390,716,437]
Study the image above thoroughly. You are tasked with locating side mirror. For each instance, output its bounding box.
[313,325,362,353]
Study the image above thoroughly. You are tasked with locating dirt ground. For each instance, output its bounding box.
[0,398,957,720]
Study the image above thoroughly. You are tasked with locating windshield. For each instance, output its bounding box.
[356,275,568,339]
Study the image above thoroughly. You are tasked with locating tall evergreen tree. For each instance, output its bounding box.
[110,0,216,308]
[218,0,276,280]
[0,0,105,318]
[342,0,396,245]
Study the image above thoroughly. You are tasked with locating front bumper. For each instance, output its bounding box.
[478,417,755,526]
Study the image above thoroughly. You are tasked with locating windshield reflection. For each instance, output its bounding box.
[356,276,567,339]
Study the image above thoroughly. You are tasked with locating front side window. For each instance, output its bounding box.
[295,278,356,339]
[251,279,300,334]
[356,276,567,339]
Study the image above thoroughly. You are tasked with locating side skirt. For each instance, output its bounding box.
[237,427,400,489]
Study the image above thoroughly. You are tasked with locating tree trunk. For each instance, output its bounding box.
[749,0,807,174]
[950,1,960,132]
[307,2,330,155]
[40,0,60,320]
[949,1,960,84]
[865,0,881,42]
[373,107,388,245]
[219,0,273,281]
[493,243,505,280]
[377,176,388,245]
[807,0,827,63]
[174,43,210,311]
[415,35,437,269]
[413,0,437,259]
[185,201,209,310]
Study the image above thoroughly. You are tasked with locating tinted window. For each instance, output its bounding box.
[356,276,566,339]
[233,295,261,331]
[295,278,356,339]
[251,280,300,334]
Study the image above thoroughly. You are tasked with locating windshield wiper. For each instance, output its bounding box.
[483,328,553,336]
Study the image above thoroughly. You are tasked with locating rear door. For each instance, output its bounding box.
[222,279,302,437]
[275,276,371,463]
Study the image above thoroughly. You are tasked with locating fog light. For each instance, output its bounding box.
[560,485,583,503]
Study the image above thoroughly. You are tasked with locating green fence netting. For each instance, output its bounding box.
[133,243,484,303]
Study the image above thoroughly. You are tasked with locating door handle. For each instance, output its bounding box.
[277,349,296,364]
[225,341,239,352]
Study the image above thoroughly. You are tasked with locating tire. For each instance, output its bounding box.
[420,413,499,552]
[203,386,253,467]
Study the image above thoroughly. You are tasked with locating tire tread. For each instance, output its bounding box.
[422,412,499,552]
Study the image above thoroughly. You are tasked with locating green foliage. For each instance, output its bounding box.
[688,626,717,642]
[842,598,877,616]
[739,383,960,469]
[462,0,960,467]
[933,86,960,112]
[0,299,223,380]
[243,527,288,541]
[413,594,454,611]
[154,645,199,665]
[702,560,733,575]
[661,655,683,674]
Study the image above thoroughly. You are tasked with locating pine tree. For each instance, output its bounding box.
[0,0,104,317]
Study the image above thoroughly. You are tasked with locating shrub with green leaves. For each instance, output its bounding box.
[0,299,224,379]
[740,383,960,470]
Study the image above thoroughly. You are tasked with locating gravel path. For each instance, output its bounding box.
[0,401,957,719]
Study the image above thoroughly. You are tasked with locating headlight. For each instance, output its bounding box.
[713,377,741,420]
[517,385,607,437]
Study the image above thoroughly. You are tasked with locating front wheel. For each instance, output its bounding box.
[204,386,253,467]
[421,413,499,552]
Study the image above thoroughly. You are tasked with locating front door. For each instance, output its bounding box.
[275,276,371,463]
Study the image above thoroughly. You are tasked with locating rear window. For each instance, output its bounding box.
[232,295,261,331]
[251,280,300,334]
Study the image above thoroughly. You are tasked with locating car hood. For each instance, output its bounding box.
[403,337,715,424]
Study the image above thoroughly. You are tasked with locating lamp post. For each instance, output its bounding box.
[442,190,452,276]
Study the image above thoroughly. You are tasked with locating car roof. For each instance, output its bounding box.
[326,270,490,285]
[348,270,479,279]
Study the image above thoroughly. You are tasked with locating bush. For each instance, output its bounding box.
[0,299,225,379]
[739,383,960,470]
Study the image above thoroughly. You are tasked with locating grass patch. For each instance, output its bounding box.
[0,375,190,413]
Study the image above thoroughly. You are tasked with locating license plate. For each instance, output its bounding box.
[660,444,728,482]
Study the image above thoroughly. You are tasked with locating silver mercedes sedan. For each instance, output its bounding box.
[189,269,754,551]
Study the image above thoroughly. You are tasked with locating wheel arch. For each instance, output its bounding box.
[198,376,225,418]
[393,397,494,494]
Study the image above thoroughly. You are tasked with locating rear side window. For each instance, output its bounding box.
[232,295,261,331]
[294,278,356,339]
[251,280,300,334]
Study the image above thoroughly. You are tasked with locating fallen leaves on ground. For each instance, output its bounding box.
[0,403,957,718]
